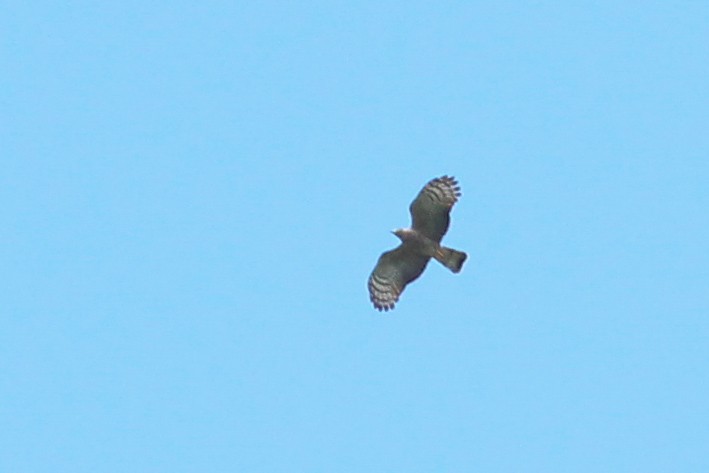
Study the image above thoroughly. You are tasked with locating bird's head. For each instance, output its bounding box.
[391,228,415,241]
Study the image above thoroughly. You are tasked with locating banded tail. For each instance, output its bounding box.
[435,247,467,273]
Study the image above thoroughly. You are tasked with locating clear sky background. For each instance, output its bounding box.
[2,2,708,472]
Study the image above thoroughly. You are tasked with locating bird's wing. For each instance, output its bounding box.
[368,242,430,311]
[409,175,461,242]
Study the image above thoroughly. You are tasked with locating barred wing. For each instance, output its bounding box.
[368,243,430,311]
[409,175,461,242]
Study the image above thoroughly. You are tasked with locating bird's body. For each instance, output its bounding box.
[368,175,467,311]
[392,228,465,271]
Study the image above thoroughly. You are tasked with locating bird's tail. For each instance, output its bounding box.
[435,247,467,273]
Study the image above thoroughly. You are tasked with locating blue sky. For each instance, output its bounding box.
[2,2,708,471]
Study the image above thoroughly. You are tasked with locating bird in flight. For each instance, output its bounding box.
[368,175,467,311]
